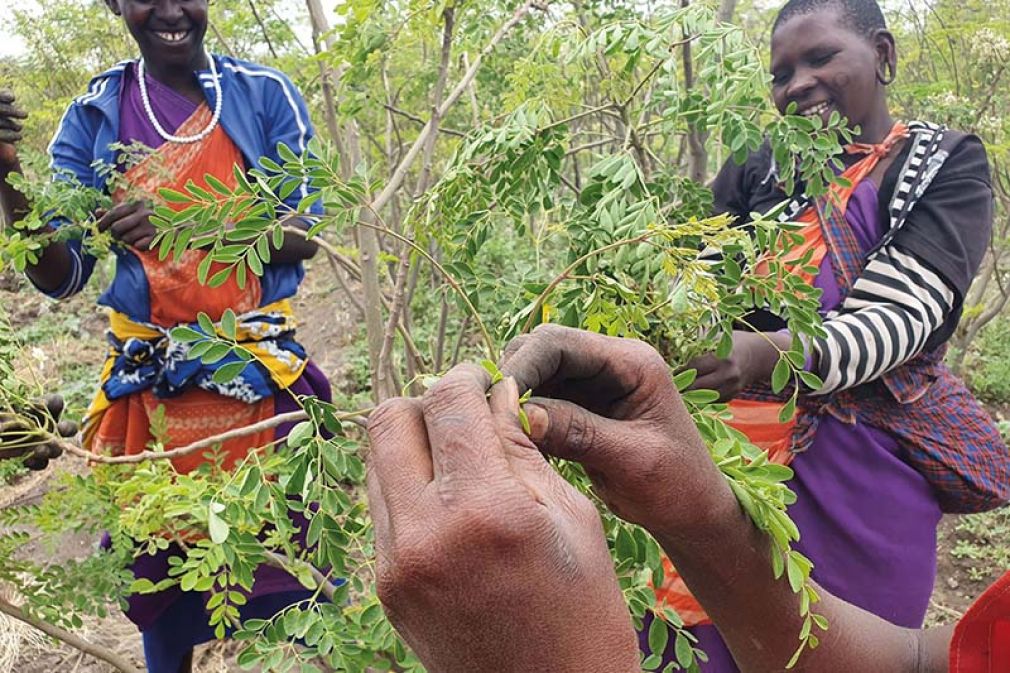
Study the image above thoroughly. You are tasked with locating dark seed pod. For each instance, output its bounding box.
[43,441,63,460]
[23,452,48,471]
[57,420,78,438]
[44,394,65,421]
[0,446,29,460]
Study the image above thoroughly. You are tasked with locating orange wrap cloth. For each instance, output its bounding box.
[653,124,911,626]
[84,105,303,474]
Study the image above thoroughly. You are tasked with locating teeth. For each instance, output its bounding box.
[801,102,830,118]
[155,31,188,43]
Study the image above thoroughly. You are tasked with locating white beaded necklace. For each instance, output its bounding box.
[138,51,222,144]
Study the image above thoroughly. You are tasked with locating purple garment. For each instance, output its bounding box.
[119,62,199,152]
[645,179,942,671]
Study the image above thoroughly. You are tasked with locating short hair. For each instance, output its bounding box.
[773,0,887,38]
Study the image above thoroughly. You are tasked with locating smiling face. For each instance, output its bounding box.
[770,5,896,142]
[105,0,209,75]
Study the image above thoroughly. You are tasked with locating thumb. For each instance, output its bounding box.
[526,397,628,472]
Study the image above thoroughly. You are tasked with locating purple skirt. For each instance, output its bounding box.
[111,361,334,673]
[642,414,942,671]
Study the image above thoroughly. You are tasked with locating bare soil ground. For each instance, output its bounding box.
[0,260,1003,671]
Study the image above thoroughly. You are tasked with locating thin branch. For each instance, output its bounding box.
[522,231,659,333]
[325,251,366,318]
[286,227,428,371]
[566,137,619,157]
[377,253,412,400]
[382,105,467,138]
[450,315,472,367]
[543,103,620,133]
[246,0,278,59]
[266,4,312,55]
[263,552,336,602]
[433,298,451,371]
[0,596,142,673]
[622,35,693,108]
[414,6,457,199]
[208,21,237,58]
[462,51,481,126]
[356,219,497,360]
[59,410,369,465]
[369,0,548,217]
[61,411,307,464]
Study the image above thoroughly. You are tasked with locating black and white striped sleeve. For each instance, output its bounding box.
[811,246,956,393]
[809,135,992,395]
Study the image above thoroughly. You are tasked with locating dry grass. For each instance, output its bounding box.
[0,585,47,673]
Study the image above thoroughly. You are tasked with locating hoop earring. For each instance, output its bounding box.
[877,63,896,85]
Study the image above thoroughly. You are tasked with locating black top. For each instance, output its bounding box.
[710,132,992,351]
[711,128,993,390]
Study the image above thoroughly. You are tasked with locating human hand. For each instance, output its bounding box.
[0,394,77,471]
[685,330,787,402]
[502,325,735,539]
[0,90,27,172]
[96,202,157,251]
[366,364,639,673]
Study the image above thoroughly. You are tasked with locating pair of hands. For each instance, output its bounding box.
[366,325,734,673]
[1,89,155,251]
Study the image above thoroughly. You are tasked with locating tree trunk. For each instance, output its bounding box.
[681,0,709,184]
[306,0,389,402]
[718,0,739,23]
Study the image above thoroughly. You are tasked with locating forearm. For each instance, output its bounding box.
[24,242,75,293]
[0,163,28,227]
[2,164,74,293]
[271,223,318,264]
[650,493,934,673]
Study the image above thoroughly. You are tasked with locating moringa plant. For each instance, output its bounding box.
[0,2,855,671]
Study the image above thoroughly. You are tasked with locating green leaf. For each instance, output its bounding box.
[170,326,204,343]
[197,312,216,335]
[208,505,230,544]
[674,632,694,668]
[204,173,232,195]
[287,421,316,448]
[480,359,504,385]
[208,267,234,288]
[159,188,192,204]
[673,368,697,391]
[212,361,247,385]
[130,578,156,594]
[785,553,805,593]
[647,614,669,656]
[614,525,637,560]
[798,371,823,390]
[220,309,237,340]
[201,343,232,365]
[277,142,299,164]
[778,395,797,423]
[247,251,264,277]
[771,357,791,393]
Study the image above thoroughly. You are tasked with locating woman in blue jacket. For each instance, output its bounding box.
[0,2,330,671]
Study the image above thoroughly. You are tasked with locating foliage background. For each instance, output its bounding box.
[0,0,1008,671]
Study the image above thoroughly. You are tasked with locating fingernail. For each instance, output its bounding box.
[525,403,548,442]
[503,376,519,401]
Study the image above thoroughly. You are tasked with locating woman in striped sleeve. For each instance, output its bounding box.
[650,0,1010,670]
